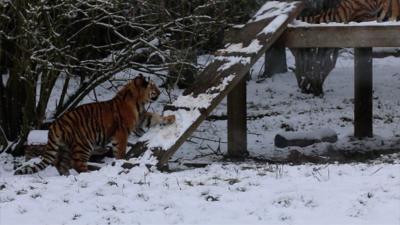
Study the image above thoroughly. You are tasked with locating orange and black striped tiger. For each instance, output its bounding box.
[15,74,175,175]
[299,0,399,23]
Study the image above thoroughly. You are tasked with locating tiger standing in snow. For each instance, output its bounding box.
[15,74,175,176]
[299,0,399,23]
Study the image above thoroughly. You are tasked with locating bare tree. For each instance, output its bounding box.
[0,0,261,155]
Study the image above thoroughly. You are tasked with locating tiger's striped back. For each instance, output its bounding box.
[298,0,399,23]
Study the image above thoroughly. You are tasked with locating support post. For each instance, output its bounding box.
[227,75,248,158]
[354,48,373,138]
[263,44,287,78]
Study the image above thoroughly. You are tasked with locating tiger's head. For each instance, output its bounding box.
[116,74,161,104]
[134,74,161,102]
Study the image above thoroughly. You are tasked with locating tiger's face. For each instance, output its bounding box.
[147,80,161,102]
[134,75,160,103]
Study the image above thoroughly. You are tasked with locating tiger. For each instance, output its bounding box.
[14,74,176,176]
[298,0,399,23]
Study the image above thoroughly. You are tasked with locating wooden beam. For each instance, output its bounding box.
[280,25,400,48]
[354,48,373,138]
[227,75,248,158]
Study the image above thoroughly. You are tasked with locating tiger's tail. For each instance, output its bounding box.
[14,129,59,175]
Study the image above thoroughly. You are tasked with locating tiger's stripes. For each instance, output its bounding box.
[299,0,400,23]
[15,74,175,176]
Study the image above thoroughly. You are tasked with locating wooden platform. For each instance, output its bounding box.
[126,7,400,168]
[280,21,400,139]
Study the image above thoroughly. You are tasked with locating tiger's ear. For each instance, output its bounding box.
[142,77,149,87]
[134,74,149,87]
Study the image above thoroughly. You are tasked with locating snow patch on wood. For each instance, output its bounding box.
[259,14,289,35]
[251,1,297,22]
[216,56,251,72]
[223,39,263,54]
[172,75,236,109]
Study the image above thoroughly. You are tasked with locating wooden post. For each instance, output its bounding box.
[263,45,287,78]
[354,48,373,138]
[227,75,248,158]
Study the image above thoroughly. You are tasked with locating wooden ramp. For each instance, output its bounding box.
[126,1,304,168]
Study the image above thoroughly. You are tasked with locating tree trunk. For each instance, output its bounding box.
[262,45,287,78]
[290,48,339,96]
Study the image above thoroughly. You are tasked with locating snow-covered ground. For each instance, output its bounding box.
[1,50,400,224]
[1,156,400,225]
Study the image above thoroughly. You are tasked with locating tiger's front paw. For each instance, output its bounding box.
[163,115,176,125]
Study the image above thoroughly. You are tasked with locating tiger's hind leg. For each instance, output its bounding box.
[111,129,128,159]
[390,0,400,21]
[55,148,71,176]
[378,0,391,22]
[70,144,92,173]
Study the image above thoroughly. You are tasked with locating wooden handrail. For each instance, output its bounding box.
[280,23,400,48]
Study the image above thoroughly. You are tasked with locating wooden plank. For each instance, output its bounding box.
[125,1,304,168]
[280,25,400,48]
[354,48,373,138]
[227,75,248,158]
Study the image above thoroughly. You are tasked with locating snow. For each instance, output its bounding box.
[1,156,399,225]
[18,157,43,167]
[172,75,236,110]
[232,24,245,29]
[139,109,201,150]
[216,56,250,71]
[223,40,263,54]
[259,14,289,35]
[126,149,158,166]
[1,72,9,86]
[218,1,296,56]
[173,94,214,109]
[374,47,400,53]
[250,1,297,22]
[209,75,235,92]
[2,36,400,225]
[26,130,48,145]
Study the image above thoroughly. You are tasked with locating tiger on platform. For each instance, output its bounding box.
[299,0,399,23]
